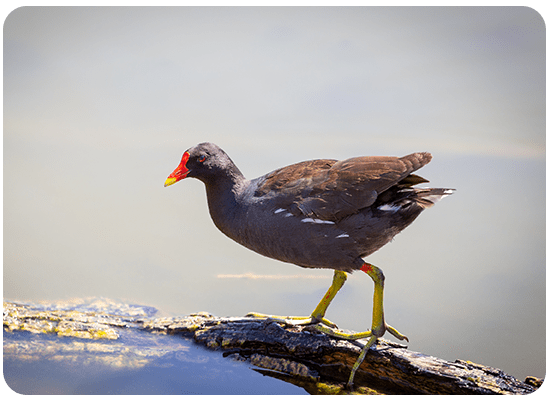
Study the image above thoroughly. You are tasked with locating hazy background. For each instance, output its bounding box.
[4,7,545,381]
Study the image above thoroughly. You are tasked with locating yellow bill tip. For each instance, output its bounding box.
[164,177,178,187]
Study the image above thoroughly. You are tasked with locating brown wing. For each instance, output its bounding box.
[255,159,338,196]
[255,152,432,221]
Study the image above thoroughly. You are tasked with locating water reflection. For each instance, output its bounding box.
[3,298,306,394]
[3,300,305,395]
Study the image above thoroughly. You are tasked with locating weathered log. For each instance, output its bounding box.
[3,301,542,395]
[141,313,541,395]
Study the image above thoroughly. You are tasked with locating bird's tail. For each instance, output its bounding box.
[414,188,455,209]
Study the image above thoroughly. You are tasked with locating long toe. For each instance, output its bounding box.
[385,323,409,342]
[246,312,338,328]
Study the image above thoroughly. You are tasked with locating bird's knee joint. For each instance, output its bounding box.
[361,263,385,283]
[333,270,348,284]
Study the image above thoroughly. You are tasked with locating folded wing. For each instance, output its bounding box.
[254,152,432,221]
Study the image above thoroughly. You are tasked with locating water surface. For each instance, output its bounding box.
[4,328,305,395]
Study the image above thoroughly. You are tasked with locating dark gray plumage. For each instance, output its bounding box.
[167,142,453,272]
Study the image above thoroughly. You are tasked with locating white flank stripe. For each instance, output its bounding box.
[336,233,349,238]
[301,218,335,225]
[217,273,331,280]
[274,208,286,214]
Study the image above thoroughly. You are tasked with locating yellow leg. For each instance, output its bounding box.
[313,263,408,389]
[246,270,347,329]
[247,263,408,389]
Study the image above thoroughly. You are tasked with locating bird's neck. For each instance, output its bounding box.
[203,170,247,238]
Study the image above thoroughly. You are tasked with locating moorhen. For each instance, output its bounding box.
[164,142,453,387]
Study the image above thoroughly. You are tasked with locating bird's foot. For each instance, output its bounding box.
[385,323,409,342]
[245,312,339,329]
[311,321,408,390]
[311,320,408,342]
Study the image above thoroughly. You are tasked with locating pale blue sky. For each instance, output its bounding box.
[3,6,545,380]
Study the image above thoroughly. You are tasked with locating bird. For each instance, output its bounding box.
[164,142,453,388]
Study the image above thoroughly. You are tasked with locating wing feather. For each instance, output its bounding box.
[255,152,432,221]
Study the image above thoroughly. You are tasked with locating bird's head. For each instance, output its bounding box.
[164,142,241,187]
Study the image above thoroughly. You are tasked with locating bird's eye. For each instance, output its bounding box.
[197,155,207,163]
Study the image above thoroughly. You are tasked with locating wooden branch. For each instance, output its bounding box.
[142,313,541,395]
[4,301,542,395]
